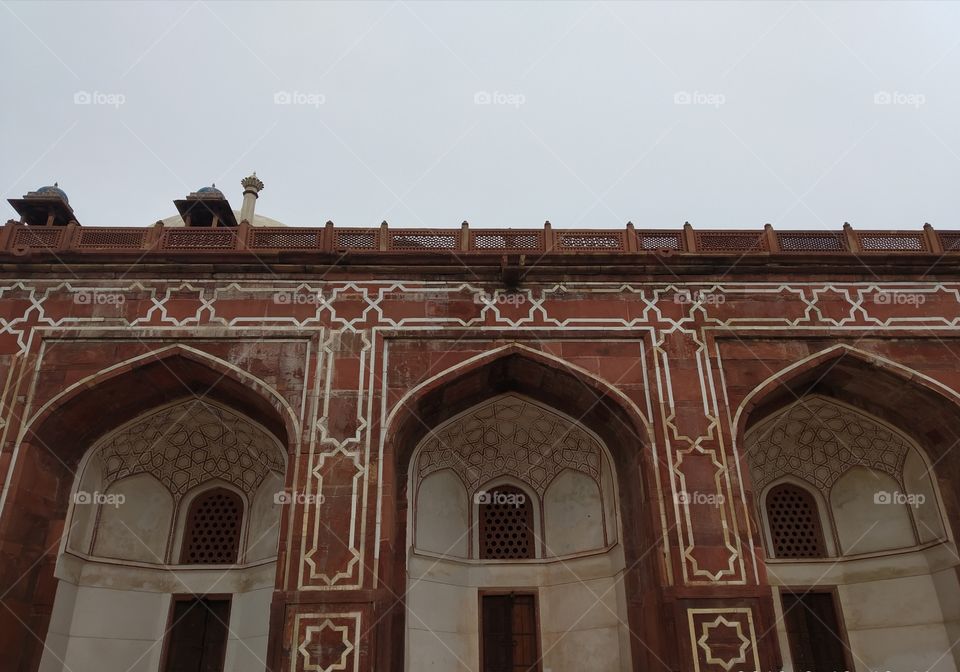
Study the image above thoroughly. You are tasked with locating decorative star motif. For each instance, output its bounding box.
[299,619,355,672]
[697,615,751,671]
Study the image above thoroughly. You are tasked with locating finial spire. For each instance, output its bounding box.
[240,172,264,224]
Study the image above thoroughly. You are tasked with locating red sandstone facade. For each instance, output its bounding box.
[1,213,959,671]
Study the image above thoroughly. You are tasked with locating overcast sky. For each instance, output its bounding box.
[2,1,959,231]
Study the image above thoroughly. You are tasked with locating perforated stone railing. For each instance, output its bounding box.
[1,220,955,257]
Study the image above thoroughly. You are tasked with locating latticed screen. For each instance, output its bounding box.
[180,489,243,564]
[766,484,826,559]
[480,487,535,560]
[858,233,926,252]
[473,232,542,250]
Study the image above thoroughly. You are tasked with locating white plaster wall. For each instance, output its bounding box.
[841,573,958,672]
[932,565,960,654]
[830,468,915,555]
[223,586,273,672]
[539,576,625,672]
[416,470,470,558]
[406,578,476,671]
[543,469,604,556]
[39,584,169,672]
[247,472,283,562]
[406,551,631,672]
[92,474,173,563]
[769,547,960,672]
[903,449,946,544]
[41,561,277,672]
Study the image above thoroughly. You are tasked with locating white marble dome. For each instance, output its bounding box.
[160,211,285,227]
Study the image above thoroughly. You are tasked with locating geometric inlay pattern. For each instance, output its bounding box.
[417,394,602,496]
[745,395,911,493]
[687,608,761,672]
[96,400,285,500]
[294,612,361,672]
[696,615,752,671]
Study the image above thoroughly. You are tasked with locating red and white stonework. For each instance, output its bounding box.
[0,191,959,672]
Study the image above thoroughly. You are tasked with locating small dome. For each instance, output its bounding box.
[35,184,68,203]
[195,185,224,197]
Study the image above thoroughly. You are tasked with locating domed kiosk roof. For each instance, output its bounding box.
[193,185,224,198]
[34,184,69,203]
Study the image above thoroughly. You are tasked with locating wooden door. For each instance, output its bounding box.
[782,591,850,672]
[163,596,231,672]
[481,593,540,672]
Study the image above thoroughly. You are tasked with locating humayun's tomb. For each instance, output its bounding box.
[0,176,958,672]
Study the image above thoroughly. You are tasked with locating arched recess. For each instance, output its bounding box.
[0,347,293,672]
[739,348,960,672]
[737,345,960,540]
[377,347,668,672]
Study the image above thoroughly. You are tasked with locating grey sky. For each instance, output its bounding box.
[2,1,959,231]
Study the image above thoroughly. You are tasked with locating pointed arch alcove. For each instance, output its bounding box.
[741,351,960,672]
[0,348,293,672]
[379,349,667,672]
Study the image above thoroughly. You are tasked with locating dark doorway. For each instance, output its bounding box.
[163,595,231,672]
[782,590,850,672]
[481,593,540,672]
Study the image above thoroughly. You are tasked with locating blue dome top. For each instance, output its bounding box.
[196,185,223,197]
[36,184,68,203]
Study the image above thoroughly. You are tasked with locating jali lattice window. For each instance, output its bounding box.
[180,488,243,564]
[479,486,535,560]
[766,483,827,559]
